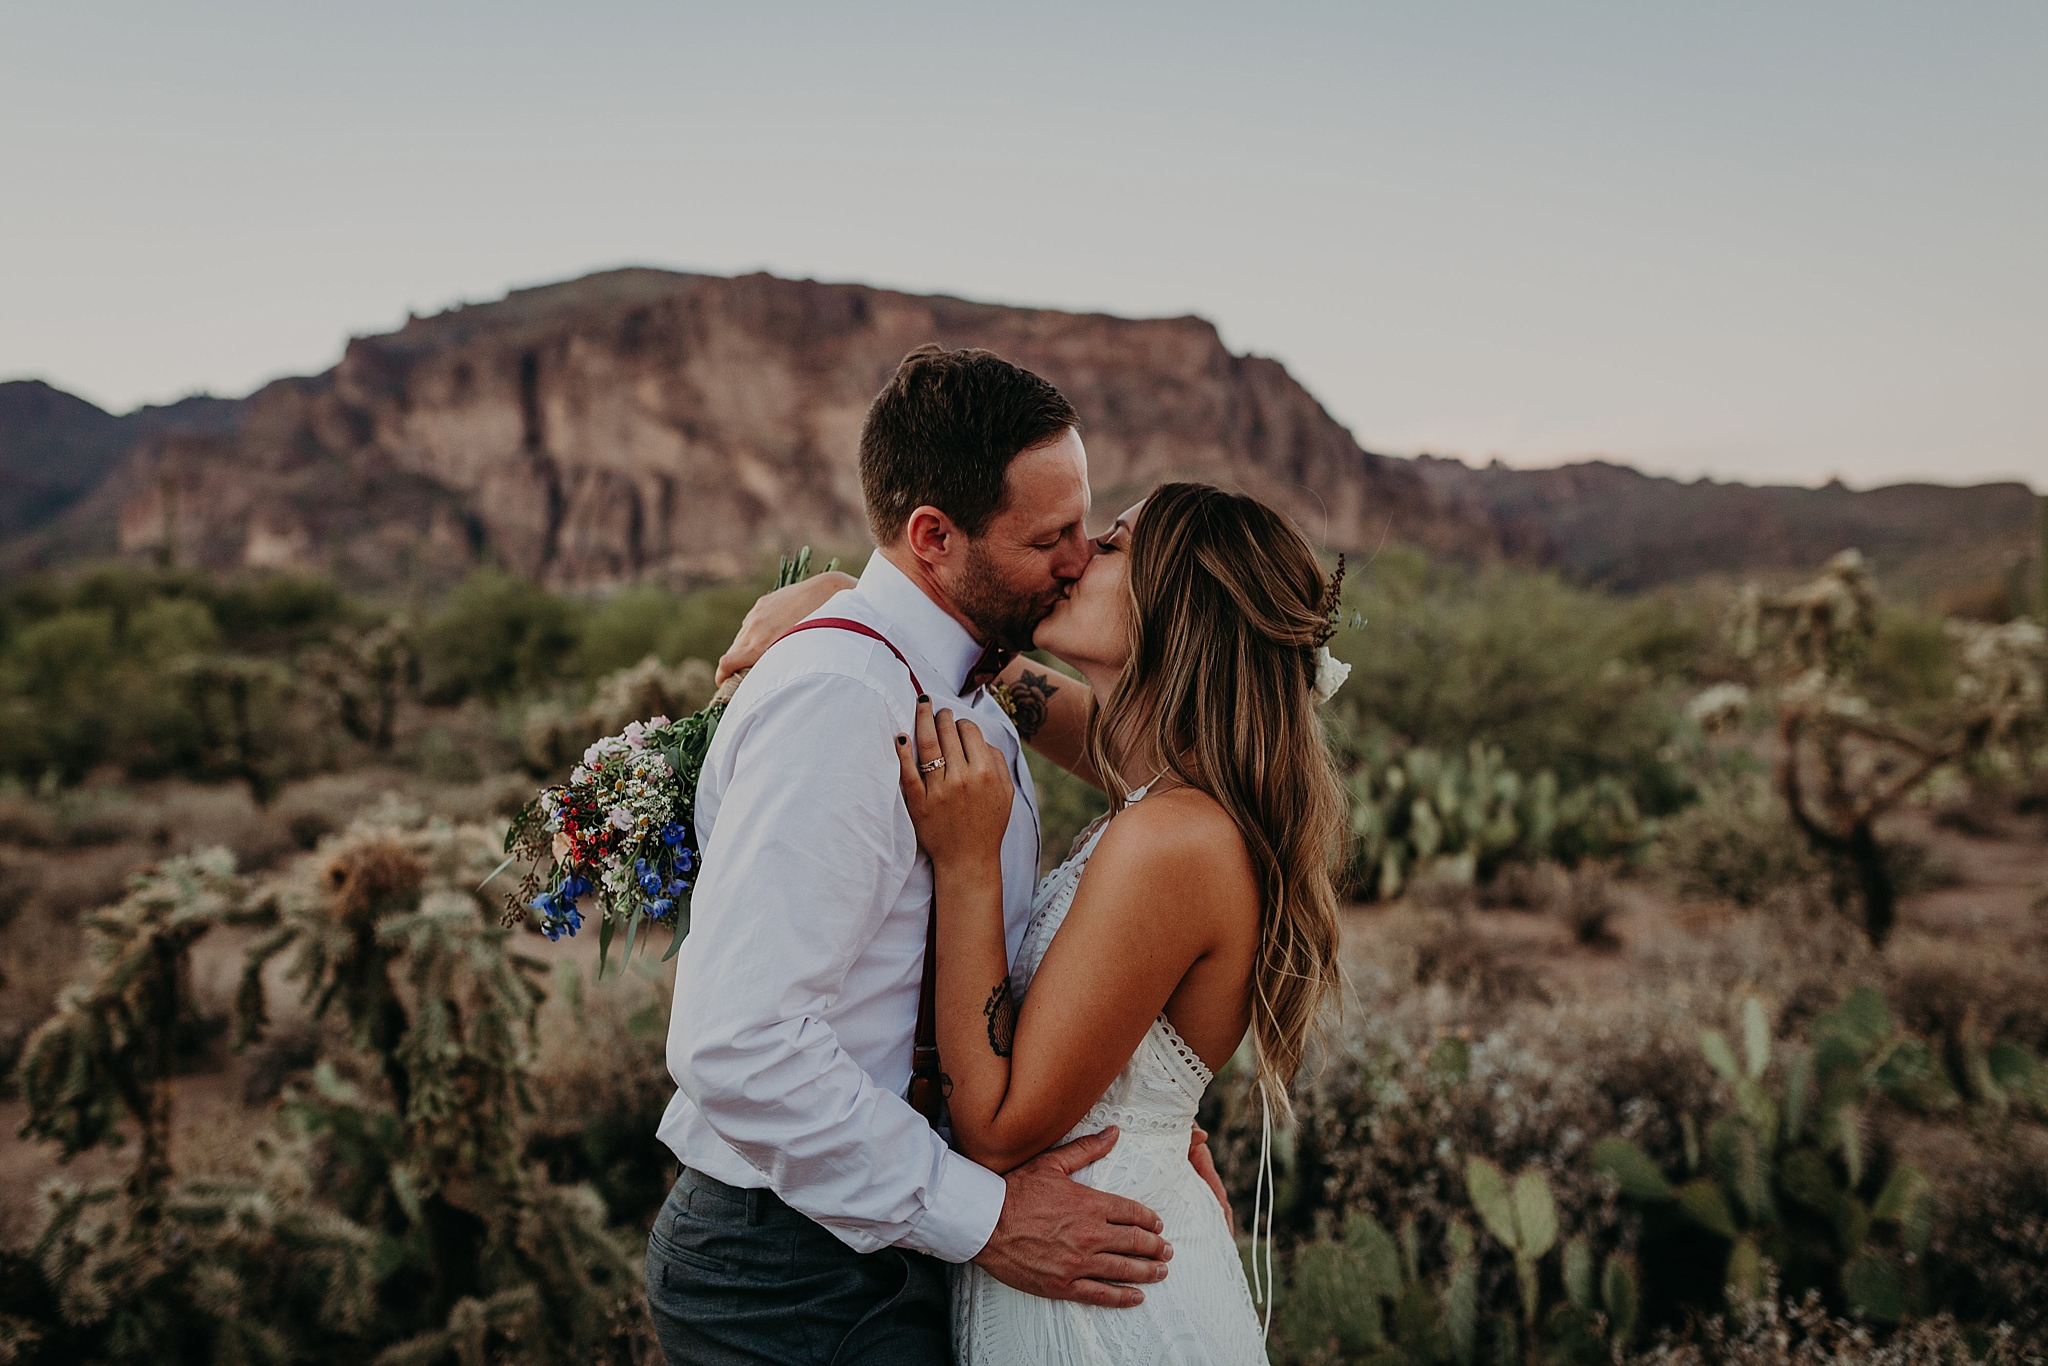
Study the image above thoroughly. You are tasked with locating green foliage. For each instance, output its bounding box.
[1273,1191,1636,1366]
[1325,548,1700,812]
[1658,764,1823,908]
[0,569,358,792]
[1338,737,1652,899]
[1276,1213,1480,1366]
[417,571,579,704]
[1592,986,1950,1323]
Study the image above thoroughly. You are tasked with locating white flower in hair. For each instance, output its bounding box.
[1311,645,1351,705]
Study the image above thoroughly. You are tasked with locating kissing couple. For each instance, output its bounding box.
[648,345,1350,1365]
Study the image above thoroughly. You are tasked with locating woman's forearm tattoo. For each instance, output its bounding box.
[983,979,1017,1057]
[1007,670,1058,742]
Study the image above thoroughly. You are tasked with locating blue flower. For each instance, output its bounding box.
[662,822,687,848]
[676,848,695,874]
[639,870,663,894]
[666,877,690,896]
[649,897,675,920]
[563,874,591,898]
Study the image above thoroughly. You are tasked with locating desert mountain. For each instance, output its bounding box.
[2,267,2037,600]
[3,270,1486,592]
[0,380,239,544]
[1416,457,2041,606]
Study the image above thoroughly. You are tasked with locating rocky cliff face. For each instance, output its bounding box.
[60,269,1487,590]
[10,267,2033,600]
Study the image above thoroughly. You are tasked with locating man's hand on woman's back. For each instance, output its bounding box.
[971,1127,1172,1308]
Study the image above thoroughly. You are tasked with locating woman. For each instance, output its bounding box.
[728,482,1348,1363]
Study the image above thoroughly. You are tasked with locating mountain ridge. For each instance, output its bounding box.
[3,268,2037,603]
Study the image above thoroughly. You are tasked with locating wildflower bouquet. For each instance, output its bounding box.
[499,548,836,971]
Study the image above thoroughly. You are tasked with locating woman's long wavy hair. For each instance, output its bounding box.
[1085,482,1347,1112]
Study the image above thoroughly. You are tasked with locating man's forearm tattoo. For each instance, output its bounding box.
[983,979,1017,1058]
[1008,669,1058,741]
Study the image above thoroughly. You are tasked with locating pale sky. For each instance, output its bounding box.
[3,2,2042,490]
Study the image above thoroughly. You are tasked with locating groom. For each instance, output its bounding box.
[650,346,1185,1364]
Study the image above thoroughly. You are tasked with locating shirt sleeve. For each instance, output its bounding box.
[666,669,1007,1262]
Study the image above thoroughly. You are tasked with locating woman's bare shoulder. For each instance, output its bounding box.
[1084,788,1260,919]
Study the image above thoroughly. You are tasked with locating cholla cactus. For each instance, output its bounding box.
[236,819,640,1362]
[17,849,250,1202]
[302,615,417,752]
[1732,550,2040,945]
[9,819,645,1363]
[9,850,382,1364]
[1731,549,1877,682]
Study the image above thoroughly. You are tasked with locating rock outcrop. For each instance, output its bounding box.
[7,267,2035,601]
[36,269,1487,590]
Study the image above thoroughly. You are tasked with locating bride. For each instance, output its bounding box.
[894,481,1348,1364]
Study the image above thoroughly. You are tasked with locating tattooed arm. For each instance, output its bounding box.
[900,701,1258,1175]
[993,657,1102,789]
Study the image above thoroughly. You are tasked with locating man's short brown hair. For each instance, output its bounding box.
[858,345,1079,545]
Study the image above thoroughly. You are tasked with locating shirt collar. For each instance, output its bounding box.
[856,551,989,698]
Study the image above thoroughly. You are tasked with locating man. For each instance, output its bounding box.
[650,346,1179,1364]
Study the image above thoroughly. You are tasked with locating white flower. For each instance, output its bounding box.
[1311,645,1351,706]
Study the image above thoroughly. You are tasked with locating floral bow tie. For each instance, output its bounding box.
[962,642,1017,694]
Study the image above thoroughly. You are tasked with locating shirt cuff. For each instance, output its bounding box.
[903,1150,1007,1263]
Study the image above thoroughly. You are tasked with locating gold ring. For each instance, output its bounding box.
[918,758,946,774]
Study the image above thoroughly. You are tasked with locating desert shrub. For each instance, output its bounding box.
[417,570,580,704]
[1659,767,1823,909]
[1626,1285,2040,1365]
[1325,549,1702,816]
[1207,948,2048,1358]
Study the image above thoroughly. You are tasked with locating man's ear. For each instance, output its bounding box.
[902,506,964,570]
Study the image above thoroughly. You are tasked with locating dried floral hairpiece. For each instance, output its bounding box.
[1313,555,1346,649]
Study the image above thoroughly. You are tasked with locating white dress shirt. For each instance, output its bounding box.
[657,551,1042,1262]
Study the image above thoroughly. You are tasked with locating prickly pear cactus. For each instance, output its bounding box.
[1593,986,1946,1323]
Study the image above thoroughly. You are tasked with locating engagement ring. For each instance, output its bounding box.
[918,758,945,774]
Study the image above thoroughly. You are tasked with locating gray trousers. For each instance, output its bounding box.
[647,1167,952,1365]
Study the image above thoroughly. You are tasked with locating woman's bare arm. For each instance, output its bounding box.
[899,704,1255,1173]
[994,656,1099,788]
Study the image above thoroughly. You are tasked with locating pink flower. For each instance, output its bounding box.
[608,808,634,832]
[623,721,646,749]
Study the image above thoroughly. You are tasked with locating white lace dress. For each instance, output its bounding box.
[952,790,1270,1365]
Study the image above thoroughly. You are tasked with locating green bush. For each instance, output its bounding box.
[1658,766,1823,908]
[1325,549,1702,816]
[417,570,580,703]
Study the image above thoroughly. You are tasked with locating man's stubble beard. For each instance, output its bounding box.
[954,541,1065,655]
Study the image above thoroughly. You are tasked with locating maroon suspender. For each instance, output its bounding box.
[771,618,944,1129]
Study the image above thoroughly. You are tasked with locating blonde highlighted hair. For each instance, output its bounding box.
[1085,482,1346,1112]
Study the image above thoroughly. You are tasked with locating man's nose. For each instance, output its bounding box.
[1058,531,1097,580]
